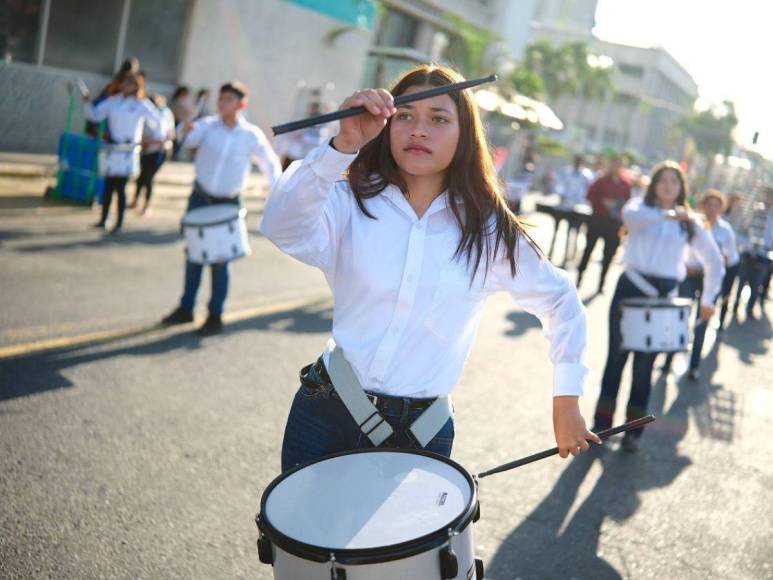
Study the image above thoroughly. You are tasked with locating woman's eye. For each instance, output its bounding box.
[396,112,411,120]
[433,117,449,124]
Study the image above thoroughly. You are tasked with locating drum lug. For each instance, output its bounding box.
[440,545,459,578]
[257,536,274,565]
[329,553,347,579]
[475,557,485,578]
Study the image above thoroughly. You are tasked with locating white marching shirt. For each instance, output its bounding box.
[83,94,163,144]
[621,197,725,306]
[182,115,282,196]
[261,142,589,398]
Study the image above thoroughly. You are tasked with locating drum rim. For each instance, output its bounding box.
[620,297,692,308]
[257,448,478,566]
[182,205,246,227]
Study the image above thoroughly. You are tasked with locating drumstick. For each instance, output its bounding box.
[271,74,498,136]
[477,415,655,479]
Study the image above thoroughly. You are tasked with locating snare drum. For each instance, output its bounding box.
[181,204,250,264]
[256,449,483,579]
[620,297,692,353]
[100,143,140,177]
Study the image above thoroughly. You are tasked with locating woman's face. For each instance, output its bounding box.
[703,197,723,220]
[120,77,138,96]
[389,86,460,180]
[654,169,682,207]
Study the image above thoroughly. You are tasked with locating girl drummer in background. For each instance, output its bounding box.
[83,70,163,233]
[261,65,601,472]
[592,162,724,452]
[664,189,739,380]
[698,190,740,337]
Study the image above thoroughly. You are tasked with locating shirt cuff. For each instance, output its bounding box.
[307,140,358,183]
[552,363,587,397]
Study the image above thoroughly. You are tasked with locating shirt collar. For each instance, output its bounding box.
[381,184,461,221]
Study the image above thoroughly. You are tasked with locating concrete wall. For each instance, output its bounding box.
[178,0,375,142]
[0,62,173,154]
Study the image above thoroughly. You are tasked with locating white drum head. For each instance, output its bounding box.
[182,204,243,226]
[264,451,473,551]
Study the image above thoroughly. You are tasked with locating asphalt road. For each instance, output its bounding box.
[1,171,771,579]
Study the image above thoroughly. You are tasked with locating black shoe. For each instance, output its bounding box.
[687,369,699,382]
[197,314,223,335]
[93,221,106,229]
[621,433,640,453]
[108,225,122,235]
[161,306,194,325]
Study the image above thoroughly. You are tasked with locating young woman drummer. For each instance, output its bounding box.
[261,65,601,472]
[592,162,724,452]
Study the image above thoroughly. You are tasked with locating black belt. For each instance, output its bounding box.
[300,358,436,413]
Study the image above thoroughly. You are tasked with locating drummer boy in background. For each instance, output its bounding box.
[261,65,601,472]
[161,81,282,335]
[592,162,723,452]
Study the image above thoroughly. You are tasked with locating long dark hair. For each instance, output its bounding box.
[347,65,538,280]
[644,160,694,240]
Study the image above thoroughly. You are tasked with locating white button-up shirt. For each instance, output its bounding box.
[84,94,163,144]
[622,198,724,306]
[261,143,589,398]
[556,165,594,206]
[686,217,739,270]
[182,115,281,197]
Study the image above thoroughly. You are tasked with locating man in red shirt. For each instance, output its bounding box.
[576,155,632,293]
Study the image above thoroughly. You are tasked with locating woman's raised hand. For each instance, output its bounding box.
[332,89,396,154]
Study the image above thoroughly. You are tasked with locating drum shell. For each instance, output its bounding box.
[100,144,140,177]
[182,207,250,264]
[257,449,481,579]
[620,298,691,353]
[268,523,476,579]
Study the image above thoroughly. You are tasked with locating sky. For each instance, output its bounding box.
[593,0,771,159]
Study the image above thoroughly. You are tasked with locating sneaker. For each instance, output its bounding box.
[161,306,194,325]
[687,369,699,382]
[621,433,640,453]
[197,314,224,335]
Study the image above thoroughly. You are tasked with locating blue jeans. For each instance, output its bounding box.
[179,189,240,316]
[594,272,679,436]
[281,363,454,472]
[718,263,740,329]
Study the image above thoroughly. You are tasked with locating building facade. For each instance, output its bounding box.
[0,0,377,153]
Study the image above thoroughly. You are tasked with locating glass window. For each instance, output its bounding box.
[122,0,188,84]
[375,9,419,48]
[44,0,123,75]
[0,0,43,64]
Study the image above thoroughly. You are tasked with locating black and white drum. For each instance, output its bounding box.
[181,205,250,264]
[100,143,140,177]
[256,449,483,579]
[620,297,692,353]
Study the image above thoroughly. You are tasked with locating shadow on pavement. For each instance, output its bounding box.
[486,331,731,578]
[0,302,332,402]
[14,228,184,252]
[718,314,771,366]
[504,310,541,338]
